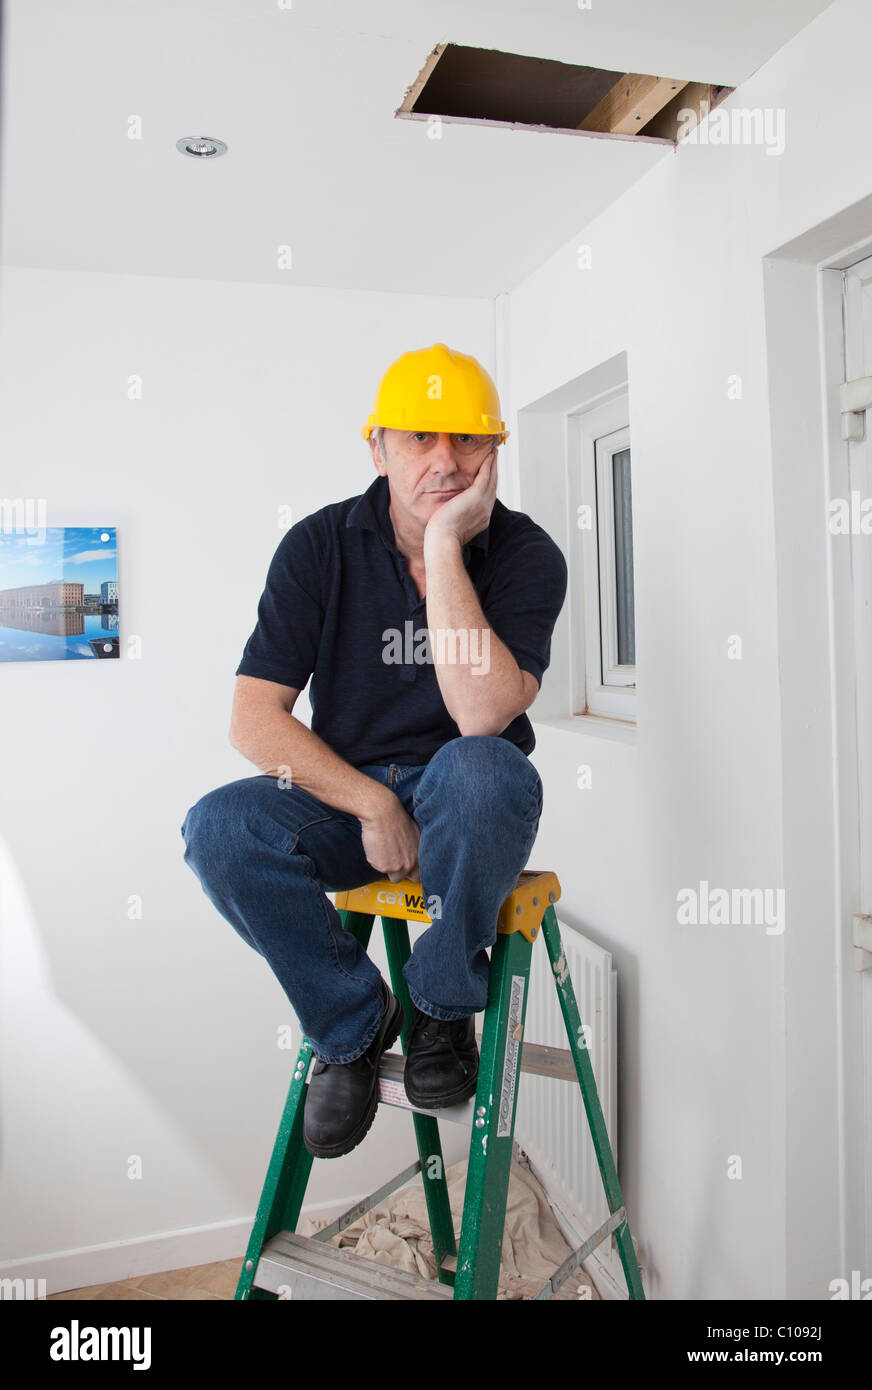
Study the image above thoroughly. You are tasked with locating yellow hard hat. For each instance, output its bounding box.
[361,343,508,443]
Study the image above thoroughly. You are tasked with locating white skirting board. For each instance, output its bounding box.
[0,1193,363,1298]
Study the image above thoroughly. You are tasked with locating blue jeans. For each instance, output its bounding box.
[180,736,543,1063]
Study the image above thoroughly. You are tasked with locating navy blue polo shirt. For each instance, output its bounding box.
[235,473,567,767]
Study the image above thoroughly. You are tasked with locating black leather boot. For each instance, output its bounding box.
[303,981,404,1158]
[403,1004,479,1109]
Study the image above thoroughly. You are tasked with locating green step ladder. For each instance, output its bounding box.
[235,869,645,1301]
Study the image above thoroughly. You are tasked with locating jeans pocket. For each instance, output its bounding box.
[286,814,335,856]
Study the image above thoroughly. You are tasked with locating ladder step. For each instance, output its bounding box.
[377,1052,475,1124]
[256,1231,454,1300]
[375,1035,581,1123]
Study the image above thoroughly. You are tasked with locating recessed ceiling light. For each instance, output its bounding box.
[176,136,228,158]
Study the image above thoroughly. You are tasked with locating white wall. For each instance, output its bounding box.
[0,268,492,1288]
[497,0,872,1299]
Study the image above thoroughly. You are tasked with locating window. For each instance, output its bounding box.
[569,394,636,720]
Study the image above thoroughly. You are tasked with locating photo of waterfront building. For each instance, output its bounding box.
[0,526,119,661]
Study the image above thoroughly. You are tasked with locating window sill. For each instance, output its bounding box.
[533,712,638,744]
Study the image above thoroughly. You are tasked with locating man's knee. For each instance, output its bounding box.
[417,735,542,817]
[181,779,259,870]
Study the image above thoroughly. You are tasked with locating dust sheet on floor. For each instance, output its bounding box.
[300,1156,600,1300]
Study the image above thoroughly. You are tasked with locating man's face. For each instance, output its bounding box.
[370,429,496,533]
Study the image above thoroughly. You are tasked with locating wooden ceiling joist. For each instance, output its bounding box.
[638,83,729,142]
[577,74,689,135]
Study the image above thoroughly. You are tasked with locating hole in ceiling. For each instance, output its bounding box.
[397,44,733,145]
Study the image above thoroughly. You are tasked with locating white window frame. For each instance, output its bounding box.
[567,392,636,721]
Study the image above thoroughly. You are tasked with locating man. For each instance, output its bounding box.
[181,343,567,1161]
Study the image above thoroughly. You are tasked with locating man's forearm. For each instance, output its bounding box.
[423,529,526,735]
[230,709,394,821]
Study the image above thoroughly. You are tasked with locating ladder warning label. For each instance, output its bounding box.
[378,1079,415,1110]
[497,975,525,1137]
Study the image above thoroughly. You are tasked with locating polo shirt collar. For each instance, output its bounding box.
[346,473,491,556]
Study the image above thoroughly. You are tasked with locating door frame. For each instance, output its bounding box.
[834,248,872,1280]
[762,196,872,1294]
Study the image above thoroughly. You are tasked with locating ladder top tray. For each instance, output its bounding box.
[334,868,561,944]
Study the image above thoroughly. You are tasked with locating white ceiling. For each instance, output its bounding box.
[0,0,833,298]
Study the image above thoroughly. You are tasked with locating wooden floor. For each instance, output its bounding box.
[44,1254,595,1300]
[45,1258,245,1301]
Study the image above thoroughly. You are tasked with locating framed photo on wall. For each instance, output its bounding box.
[0,524,119,662]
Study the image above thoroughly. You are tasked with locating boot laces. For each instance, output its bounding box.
[416,1010,471,1060]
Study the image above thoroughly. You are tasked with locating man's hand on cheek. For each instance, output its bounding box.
[424,447,498,548]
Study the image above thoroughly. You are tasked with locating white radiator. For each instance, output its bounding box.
[514,915,619,1281]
